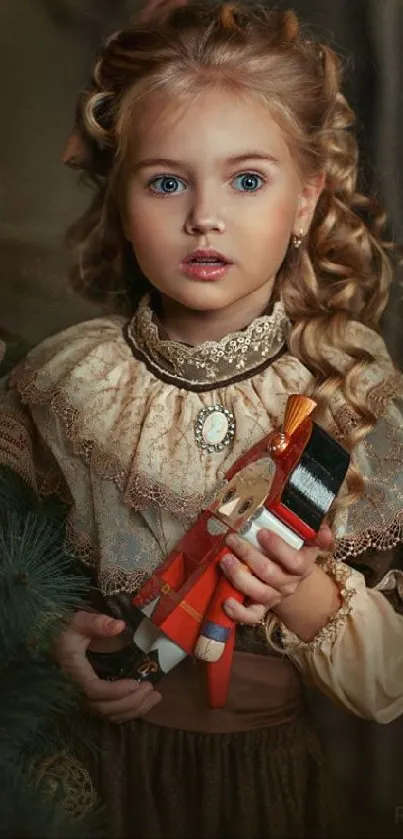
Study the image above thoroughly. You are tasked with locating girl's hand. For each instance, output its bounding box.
[220,524,334,625]
[54,611,162,724]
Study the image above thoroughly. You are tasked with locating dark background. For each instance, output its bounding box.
[1,2,402,836]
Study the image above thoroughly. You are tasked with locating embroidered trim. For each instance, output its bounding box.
[124,325,283,392]
[125,295,289,387]
[34,750,98,820]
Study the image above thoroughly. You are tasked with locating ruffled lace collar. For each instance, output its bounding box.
[124,294,289,390]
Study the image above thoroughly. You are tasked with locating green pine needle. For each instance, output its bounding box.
[0,465,42,515]
[0,468,103,836]
[0,510,88,664]
[0,658,77,751]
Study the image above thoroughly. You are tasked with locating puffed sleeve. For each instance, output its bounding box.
[266,558,403,723]
[266,350,403,723]
[0,369,68,499]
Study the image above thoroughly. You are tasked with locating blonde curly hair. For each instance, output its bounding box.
[66,1,397,513]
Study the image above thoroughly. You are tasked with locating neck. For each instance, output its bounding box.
[157,285,275,345]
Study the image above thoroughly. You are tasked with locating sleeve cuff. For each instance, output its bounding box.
[264,557,357,654]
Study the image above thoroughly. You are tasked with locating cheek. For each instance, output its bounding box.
[124,199,179,253]
[124,205,154,244]
[124,205,178,280]
[247,195,297,243]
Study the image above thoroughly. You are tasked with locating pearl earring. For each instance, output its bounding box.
[292,229,304,249]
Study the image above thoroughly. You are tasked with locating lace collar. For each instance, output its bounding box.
[124,294,290,391]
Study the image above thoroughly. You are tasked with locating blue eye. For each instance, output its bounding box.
[232,173,264,192]
[149,176,186,194]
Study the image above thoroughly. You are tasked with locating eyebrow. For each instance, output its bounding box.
[133,152,280,170]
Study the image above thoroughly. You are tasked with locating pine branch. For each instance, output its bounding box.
[0,465,47,515]
[0,467,103,836]
[0,510,88,665]
[0,658,77,752]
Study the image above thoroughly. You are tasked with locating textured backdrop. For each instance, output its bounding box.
[1,2,402,837]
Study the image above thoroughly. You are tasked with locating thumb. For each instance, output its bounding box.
[315,524,334,551]
[70,610,126,641]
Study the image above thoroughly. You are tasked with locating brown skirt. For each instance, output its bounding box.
[86,710,344,839]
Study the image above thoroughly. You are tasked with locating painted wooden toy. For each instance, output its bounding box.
[126,394,350,708]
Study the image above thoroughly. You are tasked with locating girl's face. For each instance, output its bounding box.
[123,87,321,321]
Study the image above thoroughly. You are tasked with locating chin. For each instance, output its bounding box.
[177,292,236,313]
[165,282,242,313]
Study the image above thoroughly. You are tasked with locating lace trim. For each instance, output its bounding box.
[120,469,202,525]
[334,508,403,561]
[264,557,356,654]
[98,564,151,596]
[65,513,95,567]
[65,524,162,596]
[127,295,289,386]
[0,404,38,490]
[330,372,403,441]
[368,372,403,416]
[11,374,203,524]
[65,514,167,596]
[0,404,73,505]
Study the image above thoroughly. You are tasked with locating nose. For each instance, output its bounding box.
[184,189,226,235]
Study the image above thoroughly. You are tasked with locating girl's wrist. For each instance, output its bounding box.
[271,563,342,642]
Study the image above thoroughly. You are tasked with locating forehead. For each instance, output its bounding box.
[128,87,294,166]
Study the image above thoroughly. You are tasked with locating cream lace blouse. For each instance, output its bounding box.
[1,295,403,723]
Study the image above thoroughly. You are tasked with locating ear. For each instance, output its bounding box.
[62,126,91,168]
[293,171,325,236]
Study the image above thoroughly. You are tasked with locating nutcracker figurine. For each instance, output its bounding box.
[124,394,350,708]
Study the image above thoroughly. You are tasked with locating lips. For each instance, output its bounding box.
[180,248,233,281]
[184,248,231,265]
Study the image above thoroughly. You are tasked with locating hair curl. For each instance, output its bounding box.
[66,1,397,515]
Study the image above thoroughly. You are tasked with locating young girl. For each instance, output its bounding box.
[2,2,403,837]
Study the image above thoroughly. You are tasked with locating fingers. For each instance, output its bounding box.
[65,647,163,722]
[82,674,143,703]
[56,640,138,697]
[255,530,318,576]
[55,610,163,723]
[314,524,334,551]
[220,530,319,606]
[221,551,293,605]
[54,612,127,680]
[53,610,125,672]
[225,530,316,580]
[223,599,267,625]
[69,611,126,641]
[87,681,162,723]
[109,689,162,724]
